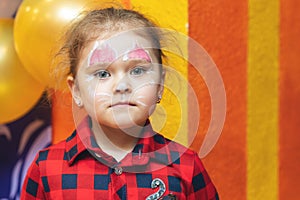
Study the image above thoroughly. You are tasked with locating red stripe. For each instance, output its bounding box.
[188,1,247,199]
[279,0,300,198]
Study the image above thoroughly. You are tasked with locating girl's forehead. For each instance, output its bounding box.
[96,30,154,52]
[82,30,157,67]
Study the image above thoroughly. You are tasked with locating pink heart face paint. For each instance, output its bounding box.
[88,42,117,66]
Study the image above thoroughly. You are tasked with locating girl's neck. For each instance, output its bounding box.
[91,121,143,162]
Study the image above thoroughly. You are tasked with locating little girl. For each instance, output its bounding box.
[21,7,219,200]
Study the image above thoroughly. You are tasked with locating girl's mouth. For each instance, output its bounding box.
[109,102,136,108]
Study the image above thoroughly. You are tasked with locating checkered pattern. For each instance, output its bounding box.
[21,118,218,199]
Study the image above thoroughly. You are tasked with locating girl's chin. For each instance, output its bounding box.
[114,122,145,130]
[96,114,148,129]
[98,120,145,130]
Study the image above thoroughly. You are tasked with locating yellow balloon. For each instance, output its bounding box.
[0,19,44,124]
[14,0,112,87]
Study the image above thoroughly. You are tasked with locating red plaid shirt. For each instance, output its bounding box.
[21,118,218,200]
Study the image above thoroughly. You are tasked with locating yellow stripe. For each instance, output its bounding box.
[130,0,188,145]
[247,0,279,199]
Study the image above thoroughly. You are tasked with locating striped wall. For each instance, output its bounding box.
[52,0,300,199]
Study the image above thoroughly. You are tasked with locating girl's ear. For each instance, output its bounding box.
[67,76,83,107]
[157,69,166,100]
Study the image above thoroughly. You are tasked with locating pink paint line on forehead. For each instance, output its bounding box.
[123,44,152,63]
[88,42,117,67]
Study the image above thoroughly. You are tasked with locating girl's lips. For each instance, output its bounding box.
[109,102,136,107]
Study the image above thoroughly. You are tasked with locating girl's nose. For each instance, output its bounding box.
[114,78,132,94]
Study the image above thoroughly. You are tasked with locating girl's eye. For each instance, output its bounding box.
[95,70,110,79]
[130,67,147,76]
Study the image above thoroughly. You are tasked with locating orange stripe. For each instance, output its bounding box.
[279,0,300,199]
[122,0,131,9]
[52,91,74,144]
[188,0,247,199]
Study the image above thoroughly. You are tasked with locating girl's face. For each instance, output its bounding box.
[68,30,164,129]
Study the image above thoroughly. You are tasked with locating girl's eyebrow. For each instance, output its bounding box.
[85,59,151,73]
[85,63,111,72]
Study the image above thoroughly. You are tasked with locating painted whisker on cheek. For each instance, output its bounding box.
[135,96,148,107]
[87,85,96,99]
[95,92,112,103]
[95,92,112,97]
[136,81,159,90]
[84,74,94,82]
[95,98,110,105]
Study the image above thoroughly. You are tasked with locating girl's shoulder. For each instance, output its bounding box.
[41,135,69,152]
[152,132,200,162]
[155,132,196,151]
[34,132,75,165]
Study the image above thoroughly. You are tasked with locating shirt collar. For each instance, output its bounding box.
[65,117,175,168]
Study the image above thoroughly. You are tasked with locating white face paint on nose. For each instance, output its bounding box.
[115,79,132,94]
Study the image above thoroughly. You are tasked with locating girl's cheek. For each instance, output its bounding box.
[131,79,159,93]
[87,85,96,100]
[134,85,158,100]
[84,74,95,82]
[83,75,107,92]
[94,92,112,105]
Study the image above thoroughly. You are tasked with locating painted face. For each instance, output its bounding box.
[71,30,164,129]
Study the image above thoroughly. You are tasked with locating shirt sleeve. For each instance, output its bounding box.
[187,152,219,200]
[20,153,45,200]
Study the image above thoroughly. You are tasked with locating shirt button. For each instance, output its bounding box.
[114,166,123,175]
[94,153,101,158]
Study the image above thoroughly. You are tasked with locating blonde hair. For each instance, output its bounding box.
[52,6,165,91]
